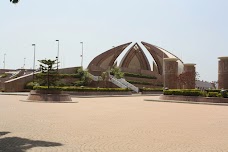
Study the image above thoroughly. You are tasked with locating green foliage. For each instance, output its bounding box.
[73,81,85,87]
[127,80,151,85]
[36,73,81,79]
[36,59,59,87]
[60,74,81,78]
[221,90,228,98]
[182,90,201,96]
[164,89,201,96]
[217,93,223,98]
[39,59,57,73]
[76,67,85,77]
[124,72,157,79]
[110,66,124,79]
[75,68,92,86]
[205,89,228,98]
[25,82,39,89]
[101,71,109,81]
[207,92,219,97]
[205,89,221,93]
[163,90,173,95]
[0,73,8,78]
[33,86,130,92]
[164,89,228,98]
[200,91,208,97]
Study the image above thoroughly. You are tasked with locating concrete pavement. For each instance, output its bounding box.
[1,95,228,151]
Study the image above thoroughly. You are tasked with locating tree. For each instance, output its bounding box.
[110,66,124,79]
[74,67,92,86]
[36,59,59,89]
[101,71,110,88]
[10,0,19,4]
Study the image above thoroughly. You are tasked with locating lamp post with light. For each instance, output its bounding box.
[32,44,36,82]
[3,53,6,69]
[80,42,84,69]
[56,40,60,72]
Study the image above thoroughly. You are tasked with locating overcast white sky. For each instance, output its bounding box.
[1,0,228,82]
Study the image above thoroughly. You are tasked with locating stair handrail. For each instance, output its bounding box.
[118,78,139,93]
[109,75,127,88]
[87,72,102,81]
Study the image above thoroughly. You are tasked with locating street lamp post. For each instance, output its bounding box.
[162,52,166,89]
[56,40,59,72]
[80,42,83,69]
[32,44,36,83]
[3,53,6,69]
[23,57,26,69]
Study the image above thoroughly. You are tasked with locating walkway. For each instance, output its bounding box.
[1,95,228,151]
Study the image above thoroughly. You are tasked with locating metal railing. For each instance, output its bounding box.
[87,72,102,81]
[118,78,139,93]
[88,72,139,93]
[109,75,127,89]
[109,75,139,93]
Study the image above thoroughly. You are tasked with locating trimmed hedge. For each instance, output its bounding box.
[127,80,152,85]
[205,89,228,98]
[207,92,220,97]
[205,89,221,93]
[164,89,201,96]
[164,89,228,98]
[124,73,157,79]
[33,86,130,92]
[36,73,81,79]
[205,89,228,93]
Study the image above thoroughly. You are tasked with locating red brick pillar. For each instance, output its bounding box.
[164,58,178,89]
[183,64,196,89]
[218,57,228,89]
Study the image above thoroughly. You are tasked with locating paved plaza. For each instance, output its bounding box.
[1,95,228,152]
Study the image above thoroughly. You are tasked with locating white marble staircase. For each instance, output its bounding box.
[109,75,139,93]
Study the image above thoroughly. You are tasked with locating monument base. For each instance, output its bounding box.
[26,90,73,103]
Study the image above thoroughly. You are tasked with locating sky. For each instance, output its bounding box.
[0,0,228,82]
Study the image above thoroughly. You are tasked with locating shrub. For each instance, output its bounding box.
[127,80,151,85]
[200,91,208,97]
[110,66,124,79]
[182,90,201,96]
[58,74,81,78]
[0,73,8,78]
[205,89,221,93]
[73,81,85,86]
[217,93,223,97]
[172,90,184,95]
[75,68,92,86]
[207,92,219,97]
[221,90,228,98]
[33,86,130,92]
[163,90,173,95]
[124,73,157,79]
[25,82,39,89]
[163,89,201,96]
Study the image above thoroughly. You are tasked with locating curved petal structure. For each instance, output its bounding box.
[87,42,131,75]
[119,43,151,71]
[141,41,184,75]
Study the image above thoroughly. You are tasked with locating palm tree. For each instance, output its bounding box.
[10,0,19,4]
